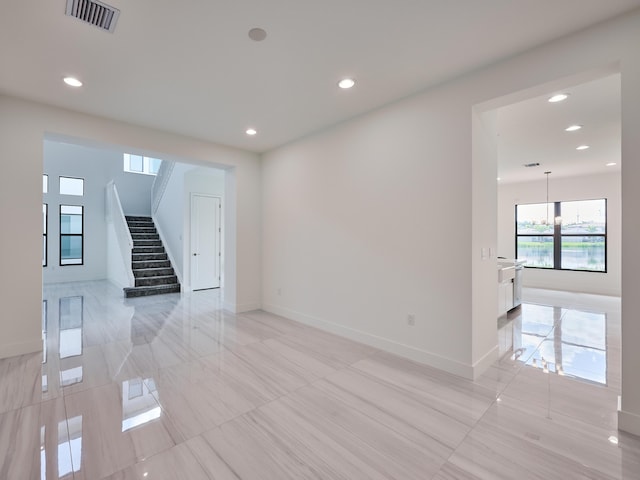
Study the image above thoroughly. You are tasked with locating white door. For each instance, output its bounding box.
[190,194,221,290]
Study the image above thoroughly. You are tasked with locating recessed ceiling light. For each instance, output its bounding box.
[548,93,569,103]
[576,145,590,150]
[338,78,355,89]
[565,125,582,132]
[246,128,257,136]
[63,76,82,87]
[497,177,501,181]
[608,436,619,445]
[606,162,617,167]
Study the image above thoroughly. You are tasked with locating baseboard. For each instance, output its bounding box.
[224,301,262,314]
[618,408,640,437]
[0,338,42,360]
[523,284,621,298]
[263,303,475,379]
[106,276,128,290]
[472,344,499,380]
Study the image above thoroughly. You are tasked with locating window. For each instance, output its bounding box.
[59,176,84,196]
[60,205,83,265]
[128,154,144,172]
[123,153,162,175]
[43,174,48,193]
[516,199,606,272]
[43,204,47,267]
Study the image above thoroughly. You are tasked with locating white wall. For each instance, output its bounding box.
[261,7,640,415]
[498,172,621,296]
[619,14,640,436]
[472,109,500,374]
[154,162,192,283]
[262,89,477,377]
[106,221,131,289]
[0,97,261,361]
[105,160,155,217]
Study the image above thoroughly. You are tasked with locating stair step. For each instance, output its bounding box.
[129,227,157,234]
[135,275,179,287]
[127,219,153,227]
[132,233,160,240]
[127,224,154,229]
[132,246,165,254]
[133,240,163,247]
[132,253,168,262]
[132,260,171,269]
[126,217,153,221]
[133,267,175,277]
[124,284,181,298]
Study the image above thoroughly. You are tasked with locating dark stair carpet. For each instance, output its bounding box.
[123,216,181,298]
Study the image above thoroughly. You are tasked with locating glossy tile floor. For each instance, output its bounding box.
[1,282,639,479]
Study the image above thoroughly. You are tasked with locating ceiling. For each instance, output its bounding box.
[0,1,638,153]
[497,73,621,184]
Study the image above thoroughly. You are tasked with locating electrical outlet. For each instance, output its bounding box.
[407,314,415,326]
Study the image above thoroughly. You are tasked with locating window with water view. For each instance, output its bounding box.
[516,199,606,272]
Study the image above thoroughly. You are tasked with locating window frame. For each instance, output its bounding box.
[515,198,607,273]
[59,176,85,196]
[59,204,84,266]
[123,153,161,176]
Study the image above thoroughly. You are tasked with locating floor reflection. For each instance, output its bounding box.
[59,296,83,359]
[128,297,179,343]
[39,291,164,477]
[503,303,608,385]
[64,415,82,477]
[122,378,161,432]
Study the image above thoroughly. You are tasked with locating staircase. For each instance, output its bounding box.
[123,216,181,298]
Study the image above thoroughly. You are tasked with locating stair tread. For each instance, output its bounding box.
[136,267,173,272]
[135,275,179,287]
[133,267,175,277]
[125,284,179,290]
[136,274,176,280]
[124,284,181,298]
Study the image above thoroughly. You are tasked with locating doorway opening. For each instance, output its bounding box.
[473,67,621,384]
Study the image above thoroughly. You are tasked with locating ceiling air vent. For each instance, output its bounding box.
[65,0,120,33]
